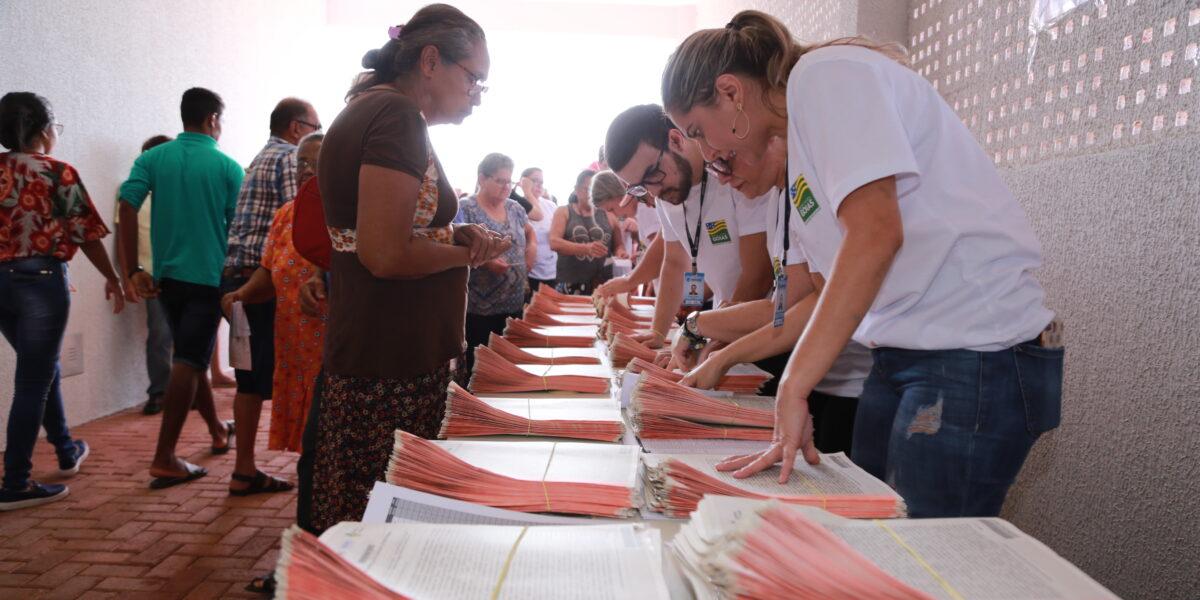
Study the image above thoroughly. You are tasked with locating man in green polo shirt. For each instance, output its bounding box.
[118,87,243,490]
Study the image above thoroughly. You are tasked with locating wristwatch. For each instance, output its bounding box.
[682,311,707,350]
[128,265,146,279]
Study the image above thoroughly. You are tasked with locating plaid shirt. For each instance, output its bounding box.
[224,137,297,269]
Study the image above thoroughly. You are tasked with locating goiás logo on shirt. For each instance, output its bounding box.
[790,174,820,223]
[705,220,732,244]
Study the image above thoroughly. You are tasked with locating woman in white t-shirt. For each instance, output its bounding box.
[516,167,558,292]
[660,11,1063,518]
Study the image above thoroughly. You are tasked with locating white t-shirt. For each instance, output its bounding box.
[635,202,661,239]
[527,196,558,280]
[658,177,765,307]
[785,46,1053,351]
[766,188,872,398]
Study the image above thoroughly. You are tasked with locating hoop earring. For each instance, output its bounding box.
[732,103,750,140]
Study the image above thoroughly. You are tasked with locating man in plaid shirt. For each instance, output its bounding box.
[220,97,321,495]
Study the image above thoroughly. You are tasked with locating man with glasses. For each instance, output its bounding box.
[599,104,773,351]
[218,97,321,496]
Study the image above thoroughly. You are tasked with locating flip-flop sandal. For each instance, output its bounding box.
[149,461,208,489]
[245,572,276,595]
[229,470,294,497]
[212,420,236,455]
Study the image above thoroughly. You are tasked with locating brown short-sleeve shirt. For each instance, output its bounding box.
[318,87,466,378]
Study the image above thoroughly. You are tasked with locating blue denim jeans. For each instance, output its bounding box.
[851,343,1064,518]
[0,257,77,489]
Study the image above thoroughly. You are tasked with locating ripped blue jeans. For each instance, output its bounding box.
[851,343,1063,518]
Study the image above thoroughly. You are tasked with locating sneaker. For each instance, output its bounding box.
[0,481,69,511]
[143,395,164,416]
[58,440,90,477]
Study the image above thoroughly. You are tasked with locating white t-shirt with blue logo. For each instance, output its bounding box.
[785,45,1053,351]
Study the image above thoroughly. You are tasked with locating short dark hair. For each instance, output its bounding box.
[180,87,223,128]
[567,168,597,204]
[604,104,676,172]
[477,152,514,177]
[0,92,53,152]
[141,135,173,153]
[520,167,542,179]
[269,98,311,135]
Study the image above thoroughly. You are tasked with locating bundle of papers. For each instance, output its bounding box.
[528,291,598,315]
[275,521,671,600]
[537,286,593,305]
[609,332,659,368]
[503,318,597,347]
[439,382,623,442]
[388,432,642,517]
[605,298,654,323]
[627,357,770,394]
[673,496,1120,600]
[630,374,774,442]
[469,346,610,394]
[643,452,906,518]
[487,333,601,365]
[522,304,602,327]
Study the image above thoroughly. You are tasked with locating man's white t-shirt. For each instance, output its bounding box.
[658,176,767,306]
[785,46,1053,351]
[527,196,558,281]
[766,188,872,398]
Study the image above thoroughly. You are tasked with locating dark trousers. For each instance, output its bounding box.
[464,312,521,372]
[753,351,858,455]
[144,297,172,399]
[0,258,76,489]
[296,369,323,533]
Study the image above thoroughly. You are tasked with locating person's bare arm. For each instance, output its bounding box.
[220,267,275,316]
[118,200,158,298]
[523,222,537,269]
[596,234,665,297]
[635,240,687,347]
[77,240,125,313]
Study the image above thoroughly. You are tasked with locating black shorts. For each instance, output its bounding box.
[221,275,275,398]
[158,278,221,371]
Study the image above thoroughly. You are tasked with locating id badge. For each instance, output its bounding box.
[772,271,788,328]
[683,272,705,307]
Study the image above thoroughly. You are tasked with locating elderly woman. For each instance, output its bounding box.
[220,132,326,454]
[0,92,125,511]
[307,3,507,534]
[457,152,535,362]
[548,169,626,295]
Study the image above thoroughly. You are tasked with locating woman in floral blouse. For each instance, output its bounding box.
[0,92,125,512]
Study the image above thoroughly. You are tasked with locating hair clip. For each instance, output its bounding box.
[388,24,404,39]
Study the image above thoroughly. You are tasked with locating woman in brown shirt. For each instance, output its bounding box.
[309,4,508,533]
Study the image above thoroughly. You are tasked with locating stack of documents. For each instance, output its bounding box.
[627,357,770,394]
[630,374,774,440]
[439,383,623,442]
[469,346,610,394]
[604,298,655,323]
[503,318,597,348]
[537,286,595,305]
[528,290,598,315]
[673,496,1120,600]
[522,305,602,328]
[487,333,601,365]
[275,521,671,600]
[609,332,658,368]
[642,452,906,518]
[388,433,643,517]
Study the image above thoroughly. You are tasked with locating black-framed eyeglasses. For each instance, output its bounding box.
[295,119,322,131]
[490,177,515,187]
[624,149,666,198]
[451,61,489,96]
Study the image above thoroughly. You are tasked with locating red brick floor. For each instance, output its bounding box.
[0,387,296,599]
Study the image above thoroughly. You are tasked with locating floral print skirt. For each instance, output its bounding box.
[309,356,467,533]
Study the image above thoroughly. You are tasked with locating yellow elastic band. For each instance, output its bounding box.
[539,443,558,512]
[541,376,549,391]
[525,399,533,436]
[650,328,665,338]
[490,526,529,600]
[721,427,728,439]
[795,472,828,510]
[874,520,965,600]
[728,399,741,426]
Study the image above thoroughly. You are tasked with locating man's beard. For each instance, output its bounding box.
[658,151,695,205]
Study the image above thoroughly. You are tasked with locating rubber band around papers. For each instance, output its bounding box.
[489,526,530,600]
[795,472,828,510]
[539,443,558,512]
[873,519,965,600]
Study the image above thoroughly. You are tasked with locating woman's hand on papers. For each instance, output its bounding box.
[715,376,820,483]
[631,329,665,349]
[679,350,729,390]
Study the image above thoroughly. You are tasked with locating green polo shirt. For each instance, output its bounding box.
[119,132,243,287]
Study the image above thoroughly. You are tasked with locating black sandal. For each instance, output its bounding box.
[245,571,276,596]
[212,420,236,455]
[229,470,294,497]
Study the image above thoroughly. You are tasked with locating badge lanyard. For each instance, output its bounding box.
[773,167,792,327]
[682,171,708,307]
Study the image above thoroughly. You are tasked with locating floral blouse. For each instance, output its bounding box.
[0,152,108,262]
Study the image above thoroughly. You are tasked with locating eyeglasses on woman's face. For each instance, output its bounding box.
[452,61,489,97]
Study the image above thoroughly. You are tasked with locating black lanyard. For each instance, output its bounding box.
[780,166,791,269]
[682,171,708,273]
